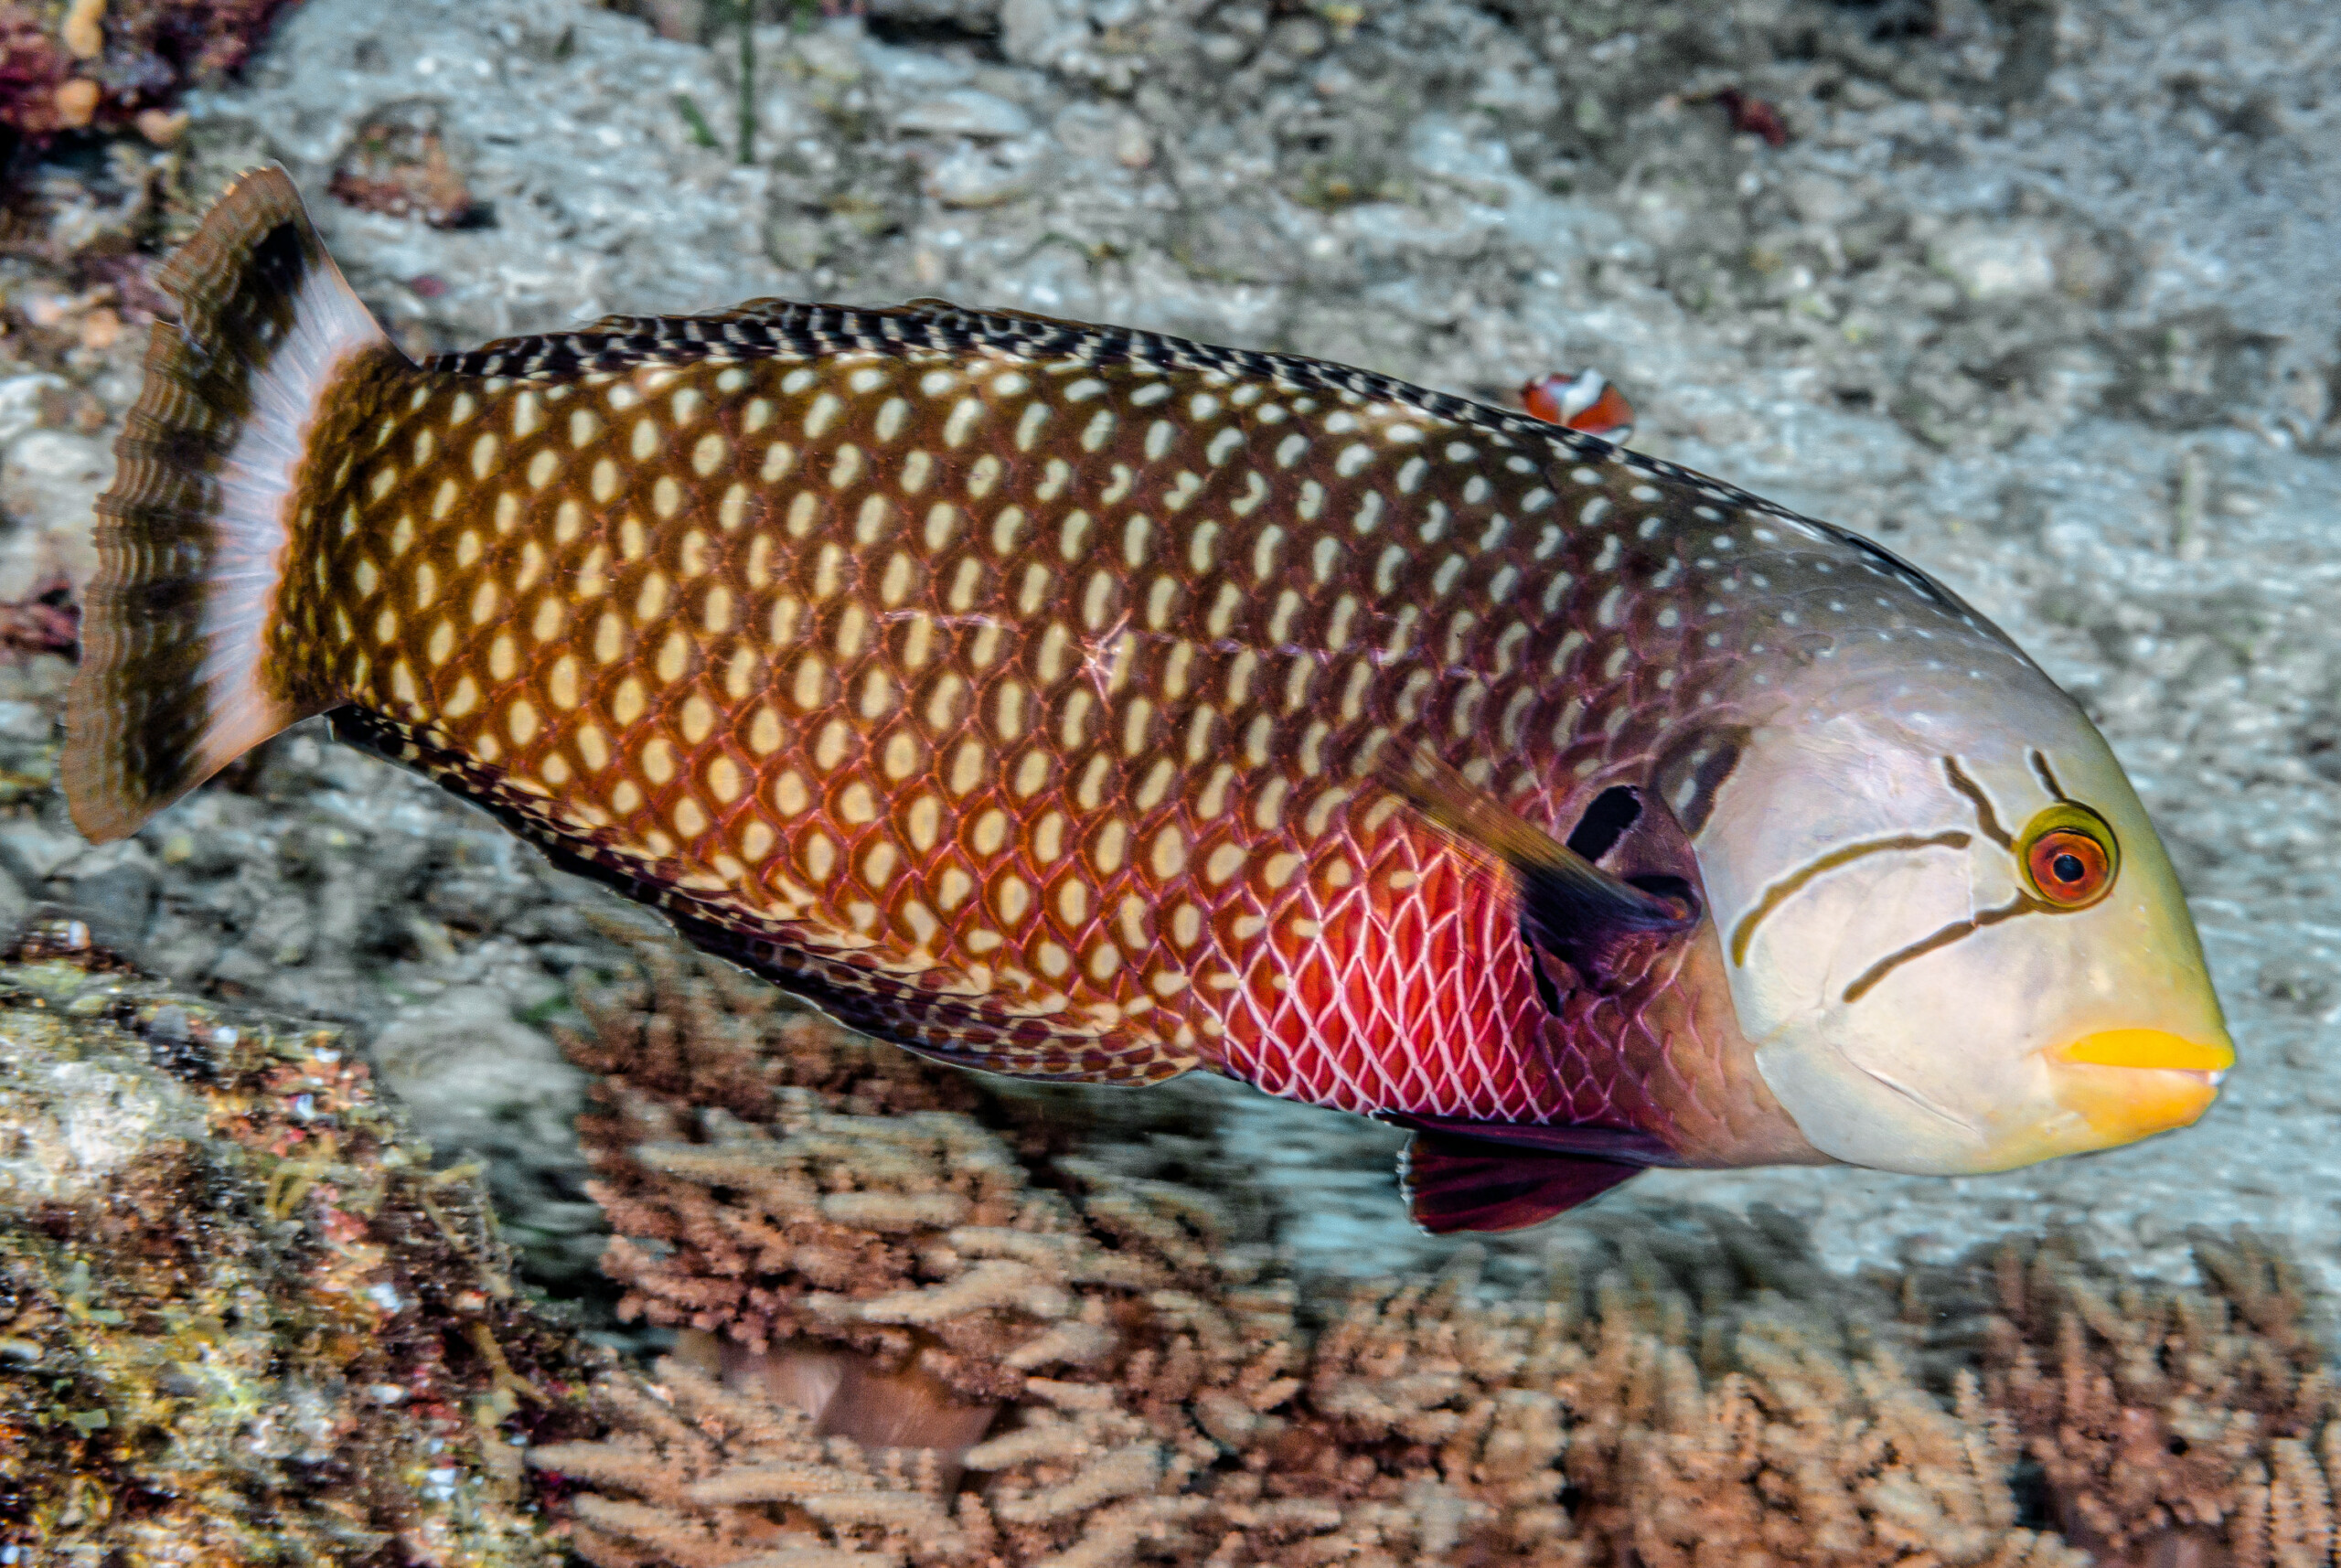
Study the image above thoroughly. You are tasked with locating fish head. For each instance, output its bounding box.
[1682,646,2230,1176]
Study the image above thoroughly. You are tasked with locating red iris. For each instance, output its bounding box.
[2026,827,2111,908]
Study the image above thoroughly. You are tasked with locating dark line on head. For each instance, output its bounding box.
[1728,829,1972,966]
[1942,756,2013,848]
[2028,750,2069,803]
[1839,895,2034,1005]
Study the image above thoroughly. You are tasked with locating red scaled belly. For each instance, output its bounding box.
[1206,818,1576,1124]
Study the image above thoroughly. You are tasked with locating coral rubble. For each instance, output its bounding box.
[0,928,598,1561]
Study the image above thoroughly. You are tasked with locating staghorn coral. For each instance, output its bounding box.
[567,928,1257,1413]
[530,1352,973,1568]
[551,939,2097,1567]
[1946,1229,2341,1568]
[0,925,601,1563]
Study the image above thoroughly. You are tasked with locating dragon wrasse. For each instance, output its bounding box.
[64,167,2233,1233]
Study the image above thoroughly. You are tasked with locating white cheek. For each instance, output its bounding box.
[1729,848,1987,1043]
[1752,1040,1987,1173]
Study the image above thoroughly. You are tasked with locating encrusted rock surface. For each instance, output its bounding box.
[0,0,2335,1296]
[0,933,603,1560]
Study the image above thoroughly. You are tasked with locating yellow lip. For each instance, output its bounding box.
[2055,1028,2235,1074]
[2045,1028,2231,1150]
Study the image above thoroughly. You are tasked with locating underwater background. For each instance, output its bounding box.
[0,0,2336,1561]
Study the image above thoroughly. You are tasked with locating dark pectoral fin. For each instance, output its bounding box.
[1399,1130,1643,1235]
[1380,749,1695,984]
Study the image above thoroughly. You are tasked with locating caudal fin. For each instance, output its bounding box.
[63,165,392,844]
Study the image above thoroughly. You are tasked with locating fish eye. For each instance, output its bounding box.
[2018,804,2119,910]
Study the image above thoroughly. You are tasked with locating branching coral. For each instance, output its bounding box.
[1947,1229,2341,1568]
[1272,1240,2084,1568]
[550,941,2102,1567]
[567,932,1248,1422]
[551,1214,2093,1568]
[531,1352,974,1568]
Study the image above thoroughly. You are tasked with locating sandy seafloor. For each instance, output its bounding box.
[5,0,2340,1304]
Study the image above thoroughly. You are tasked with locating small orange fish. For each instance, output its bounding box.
[1519,369,1636,444]
[65,168,2231,1233]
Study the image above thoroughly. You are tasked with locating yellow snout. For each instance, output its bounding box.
[2049,1028,2232,1147]
[1973,1029,2232,1172]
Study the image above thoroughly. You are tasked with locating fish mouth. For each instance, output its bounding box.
[2054,1027,2234,1075]
[2043,1028,2232,1147]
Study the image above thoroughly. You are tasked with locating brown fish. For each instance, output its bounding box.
[65,167,2231,1234]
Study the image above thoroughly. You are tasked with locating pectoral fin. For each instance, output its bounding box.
[1398,1129,1644,1234]
[1381,750,1696,982]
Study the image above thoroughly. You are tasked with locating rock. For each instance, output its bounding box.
[0,816,87,885]
[2107,307,2284,430]
[0,428,106,600]
[0,700,52,743]
[999,0,1087,70]
[1783,172,1863,228]
[870,0,1001,19]
[326,98,487,228]
[1051,100,1150,167]
[0,948,598,1559]
[0,374,69,448]
[1406,113,1519,204]
[366,983,593,1273]
[922,135,1051,206]
[1926,219,2058,302]
[0,865,29,940]
[59,844,158,953]
[0,1046,190,1205]
[893,86,1033,138]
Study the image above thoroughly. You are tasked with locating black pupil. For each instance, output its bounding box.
[2051,851,2087,884]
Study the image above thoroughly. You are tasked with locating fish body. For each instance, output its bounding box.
[66,169,2234,1233]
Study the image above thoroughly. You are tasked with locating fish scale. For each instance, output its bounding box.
[268,304,1775,1132]
[75,169,2232,1235]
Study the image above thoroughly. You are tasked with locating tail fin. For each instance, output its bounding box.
[63,165,393,844]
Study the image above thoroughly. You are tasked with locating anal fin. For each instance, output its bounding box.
[1398,1129,1644,1235]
